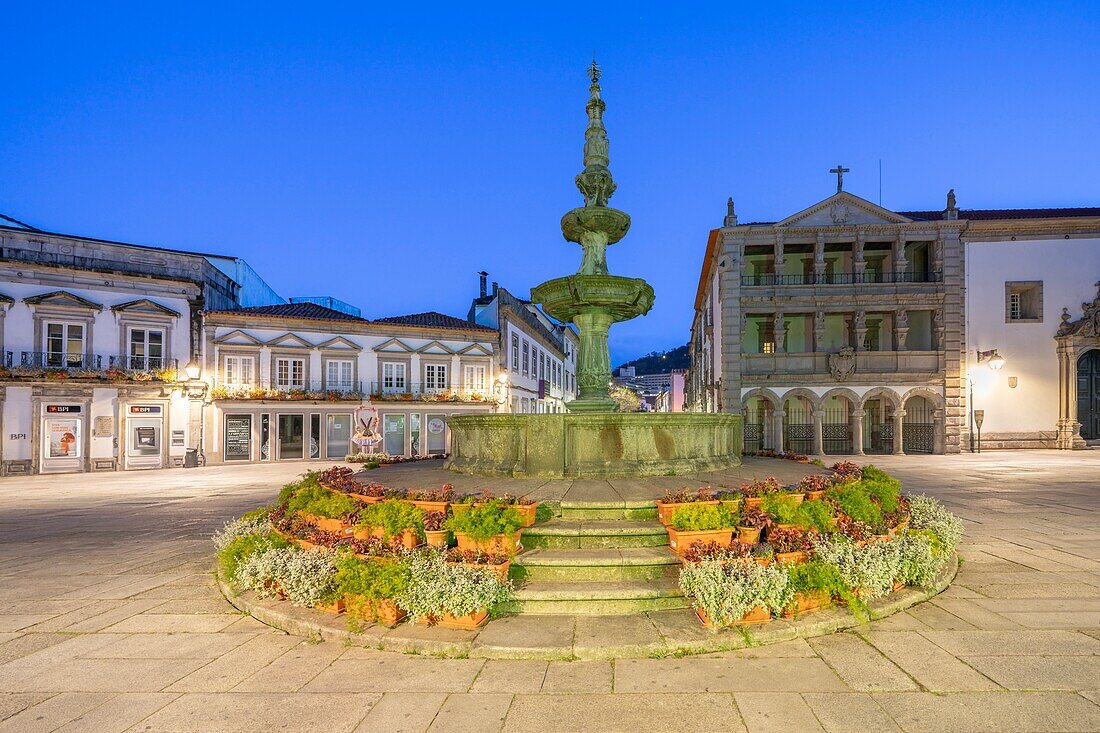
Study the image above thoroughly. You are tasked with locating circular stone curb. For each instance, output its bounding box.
[216,552,958,660]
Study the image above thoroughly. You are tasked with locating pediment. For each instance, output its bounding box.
[316,335,361,351]
[23,290,103,311]
[776,192,912,228]
[457,343,493,356]
[375,338,414,353]
[416,340,456,355]
[110,298,181,318]
[265,333,314,349]
[214,329,263,346]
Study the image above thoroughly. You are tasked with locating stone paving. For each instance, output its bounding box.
[0,452,1099,731]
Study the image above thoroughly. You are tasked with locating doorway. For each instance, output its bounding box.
[1077,350,1100,440]
[277,414,305,459]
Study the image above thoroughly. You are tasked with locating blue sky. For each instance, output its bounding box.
[2,2,1098,365]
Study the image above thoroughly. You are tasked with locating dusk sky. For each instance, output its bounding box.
[2,3,1098,365]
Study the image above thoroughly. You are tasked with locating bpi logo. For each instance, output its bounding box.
[129,405,162,414]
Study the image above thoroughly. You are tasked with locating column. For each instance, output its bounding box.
[894,309,909,351]
[813,232,826,283]
[773,312,786,353]
[813,311,826,353]
[853,310,868,352]
[774,232,785,282]
[893,409,906,455]
[932,408,945,454]
[773,408,786,452]
[893,232,909,278]
[853,232,866,281]
[851,409,865,455]
[932,233,944,277]
[450,354,462,391]
[812,409,824,456]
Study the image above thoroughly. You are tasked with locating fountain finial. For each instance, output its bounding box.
[576,60,616,207]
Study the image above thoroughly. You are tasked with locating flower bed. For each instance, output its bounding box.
[676,464,963,629]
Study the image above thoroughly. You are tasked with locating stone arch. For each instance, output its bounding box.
[899,387,944,454]
[779,388,819,454]
[741,387,782,409]
[777,387,822,412]
[741,388,782,453]
[899,386,945,410]
[858,387,902,412]
[858,388,903,455]
[819,387,861,407]
[819,387,861,456]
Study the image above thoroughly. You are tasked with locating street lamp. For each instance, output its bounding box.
[977,349,1005,370]
[184,358,201,380]
[970,349,1007,452]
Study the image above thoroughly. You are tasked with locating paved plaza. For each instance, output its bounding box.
[1,453,1099,732]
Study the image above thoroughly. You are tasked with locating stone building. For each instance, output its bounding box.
[687,181,1100,454]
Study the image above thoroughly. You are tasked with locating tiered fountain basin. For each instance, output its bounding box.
[445,412,742,478]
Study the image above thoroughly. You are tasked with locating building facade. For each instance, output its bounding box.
[687,189,1100,454]
[468,274,578,413]
[201,305,501,464]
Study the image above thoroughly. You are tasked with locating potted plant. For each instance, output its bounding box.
[655,488,717,526]
[334,554,410,627]
[444,500,524,554]
[798,473,832,501]
[449,493,478,516]
[678,558,792,628]
[495,493,539,527]
[285,484,359,536]
[738,477,781,509]
[830,461,863,483]
[356,500,424,549]
[737,505,770,544]
[680,540,753,568]
[445,547,512,582]
[423,510,449,548]
[665,503,737,557]
[397,550,513,629]
[767,526,814,565]
[405,484,454,514]
[713,489,742,512]
[782,560,845,617]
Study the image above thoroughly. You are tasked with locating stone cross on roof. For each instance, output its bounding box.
[830,163,850,193]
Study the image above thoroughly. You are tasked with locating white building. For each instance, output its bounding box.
[468,274,578,413]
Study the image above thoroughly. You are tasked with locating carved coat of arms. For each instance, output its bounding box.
[829,204,851,224]
[829,346,856,381]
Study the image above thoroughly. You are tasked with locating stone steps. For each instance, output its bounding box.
[506,503,684,615]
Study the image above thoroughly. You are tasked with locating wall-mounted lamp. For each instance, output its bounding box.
[1008,376,1018,389]
[184,358,201,381]
[977,349,1005,370]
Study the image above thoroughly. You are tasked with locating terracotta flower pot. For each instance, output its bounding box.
[513,503,538,527]
[742,496,764,510]
[351,494,384,505]
[425,530,449,548]
[782,590,832,618]
[300,512,353,536]
[718,498,742,512]
[775,550,809,566]
[371,598,407,627]
[454,531,522,555]
[892,580,906,592]
[450,503,474,516]
[694,605,770,628]
[315,597,345,614]
[737,526,762,544]
[665,527,734,557]
[448,559,511,582]
[773,523,799,532]
[396,529,421,550]
[655,500,719,526]
[417,610,490,630]
[408,499,448,514]
[805,490,827,501]
[780,492,805,506]
[754,556,773,567]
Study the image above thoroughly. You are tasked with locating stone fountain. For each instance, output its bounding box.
[446,63,741,478]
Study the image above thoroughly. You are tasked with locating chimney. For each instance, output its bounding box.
[491,281,499,296]
[478,271,489,298]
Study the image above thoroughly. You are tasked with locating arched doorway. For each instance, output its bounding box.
[783,394,814,454]
[862,397,895,454]
[1077,350,1100,440]
[902,395,935,454]
[743,395,773,453]
[821,395,854,454]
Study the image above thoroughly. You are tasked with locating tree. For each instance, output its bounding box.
[611,385,642,412]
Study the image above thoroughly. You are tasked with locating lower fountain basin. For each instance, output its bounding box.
[531,274,654,323]
[445,412,742,479]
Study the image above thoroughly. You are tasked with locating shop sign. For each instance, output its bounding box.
[129,405,162,414]
[225,416,252,460]
[427,418,446,434]
[46,405,81,414]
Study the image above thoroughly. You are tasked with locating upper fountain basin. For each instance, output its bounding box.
[561,206,631,245]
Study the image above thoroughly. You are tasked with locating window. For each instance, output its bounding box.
[223,355,256,386]
[325,359,354,392]
[539,352,545,381]
[1006,281,1042,322]
[522,340,530,375]
[464,364,486,391]
[45,322,85,367]
[276,357,305,389]
[511,334,520,372]
[128,328,165,370]
[382,361,407,393]
[424,363,448,391]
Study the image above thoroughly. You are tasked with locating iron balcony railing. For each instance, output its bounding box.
[107,355,179,372]
[741,271,943,287]
[367,381,495,402]
[20,351,103,370]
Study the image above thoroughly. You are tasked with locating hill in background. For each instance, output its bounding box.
[615,344,689,375]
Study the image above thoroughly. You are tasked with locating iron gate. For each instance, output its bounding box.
[784,424,813,454]
[822,403,852,454]
[744,423,764,453]
[903,397,935,454]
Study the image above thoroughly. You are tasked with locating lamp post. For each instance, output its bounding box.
[971,349,1005,452]
[494,372,510,410]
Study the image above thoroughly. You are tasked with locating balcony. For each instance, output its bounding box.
[1,352,180,381]
[210,379,368,402]
[741,271,943,287]
[741,350,941,378]
[368,381,496,404]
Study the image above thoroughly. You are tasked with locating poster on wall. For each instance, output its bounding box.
[47,419,80,458]
[427,418,446,435]
[225,416,252,460]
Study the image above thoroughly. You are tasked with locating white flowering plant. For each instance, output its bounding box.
[811,536,895,600]
[678,560,793,626]
[212,515,272,551]
[908,495,964,556]
[396,550,513,621]
[237,546,338,607]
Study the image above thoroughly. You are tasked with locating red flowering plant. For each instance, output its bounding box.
[318,466,361,493]
[738,506,772,529]
[493,493,538,506]
[834,514,872,542]
[422,510,446,532]
[406,484,456,502]
[767,526,815,554]
[830,461,863,483]
[797,474,832,493]
[739,477,782,498]
[681,540,753,564]
[662,487,716,504]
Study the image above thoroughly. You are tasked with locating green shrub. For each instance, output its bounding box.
[908,495,964,556]
[668,503,737,531]
[217,531,290,583]
[285,484,358,519]
[811,535,894,600]
[760,493,800,524]
[786,560,863,615]
[358,500,424,541]
[859,466,901,513]
[678,560,792,626]
[794,499,836,533]
[887,530,941,588]
[444,501,523,541]
[827,483,883,527]
[212,514,272,551]
[397,550,513,620]
[333,555,410,619]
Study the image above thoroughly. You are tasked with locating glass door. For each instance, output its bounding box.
[326,414,352,459]
[382,414,405,456]
[277,414,305,459]
[426,413,447,455]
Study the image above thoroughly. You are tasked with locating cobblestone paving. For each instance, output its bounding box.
[1,453,1099,732]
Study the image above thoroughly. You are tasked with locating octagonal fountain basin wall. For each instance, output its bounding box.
[445,413,742,479]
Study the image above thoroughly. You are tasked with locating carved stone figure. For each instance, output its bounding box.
[1058,282,1100,337]
[829,346,856,381]
[946,188,957,210]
